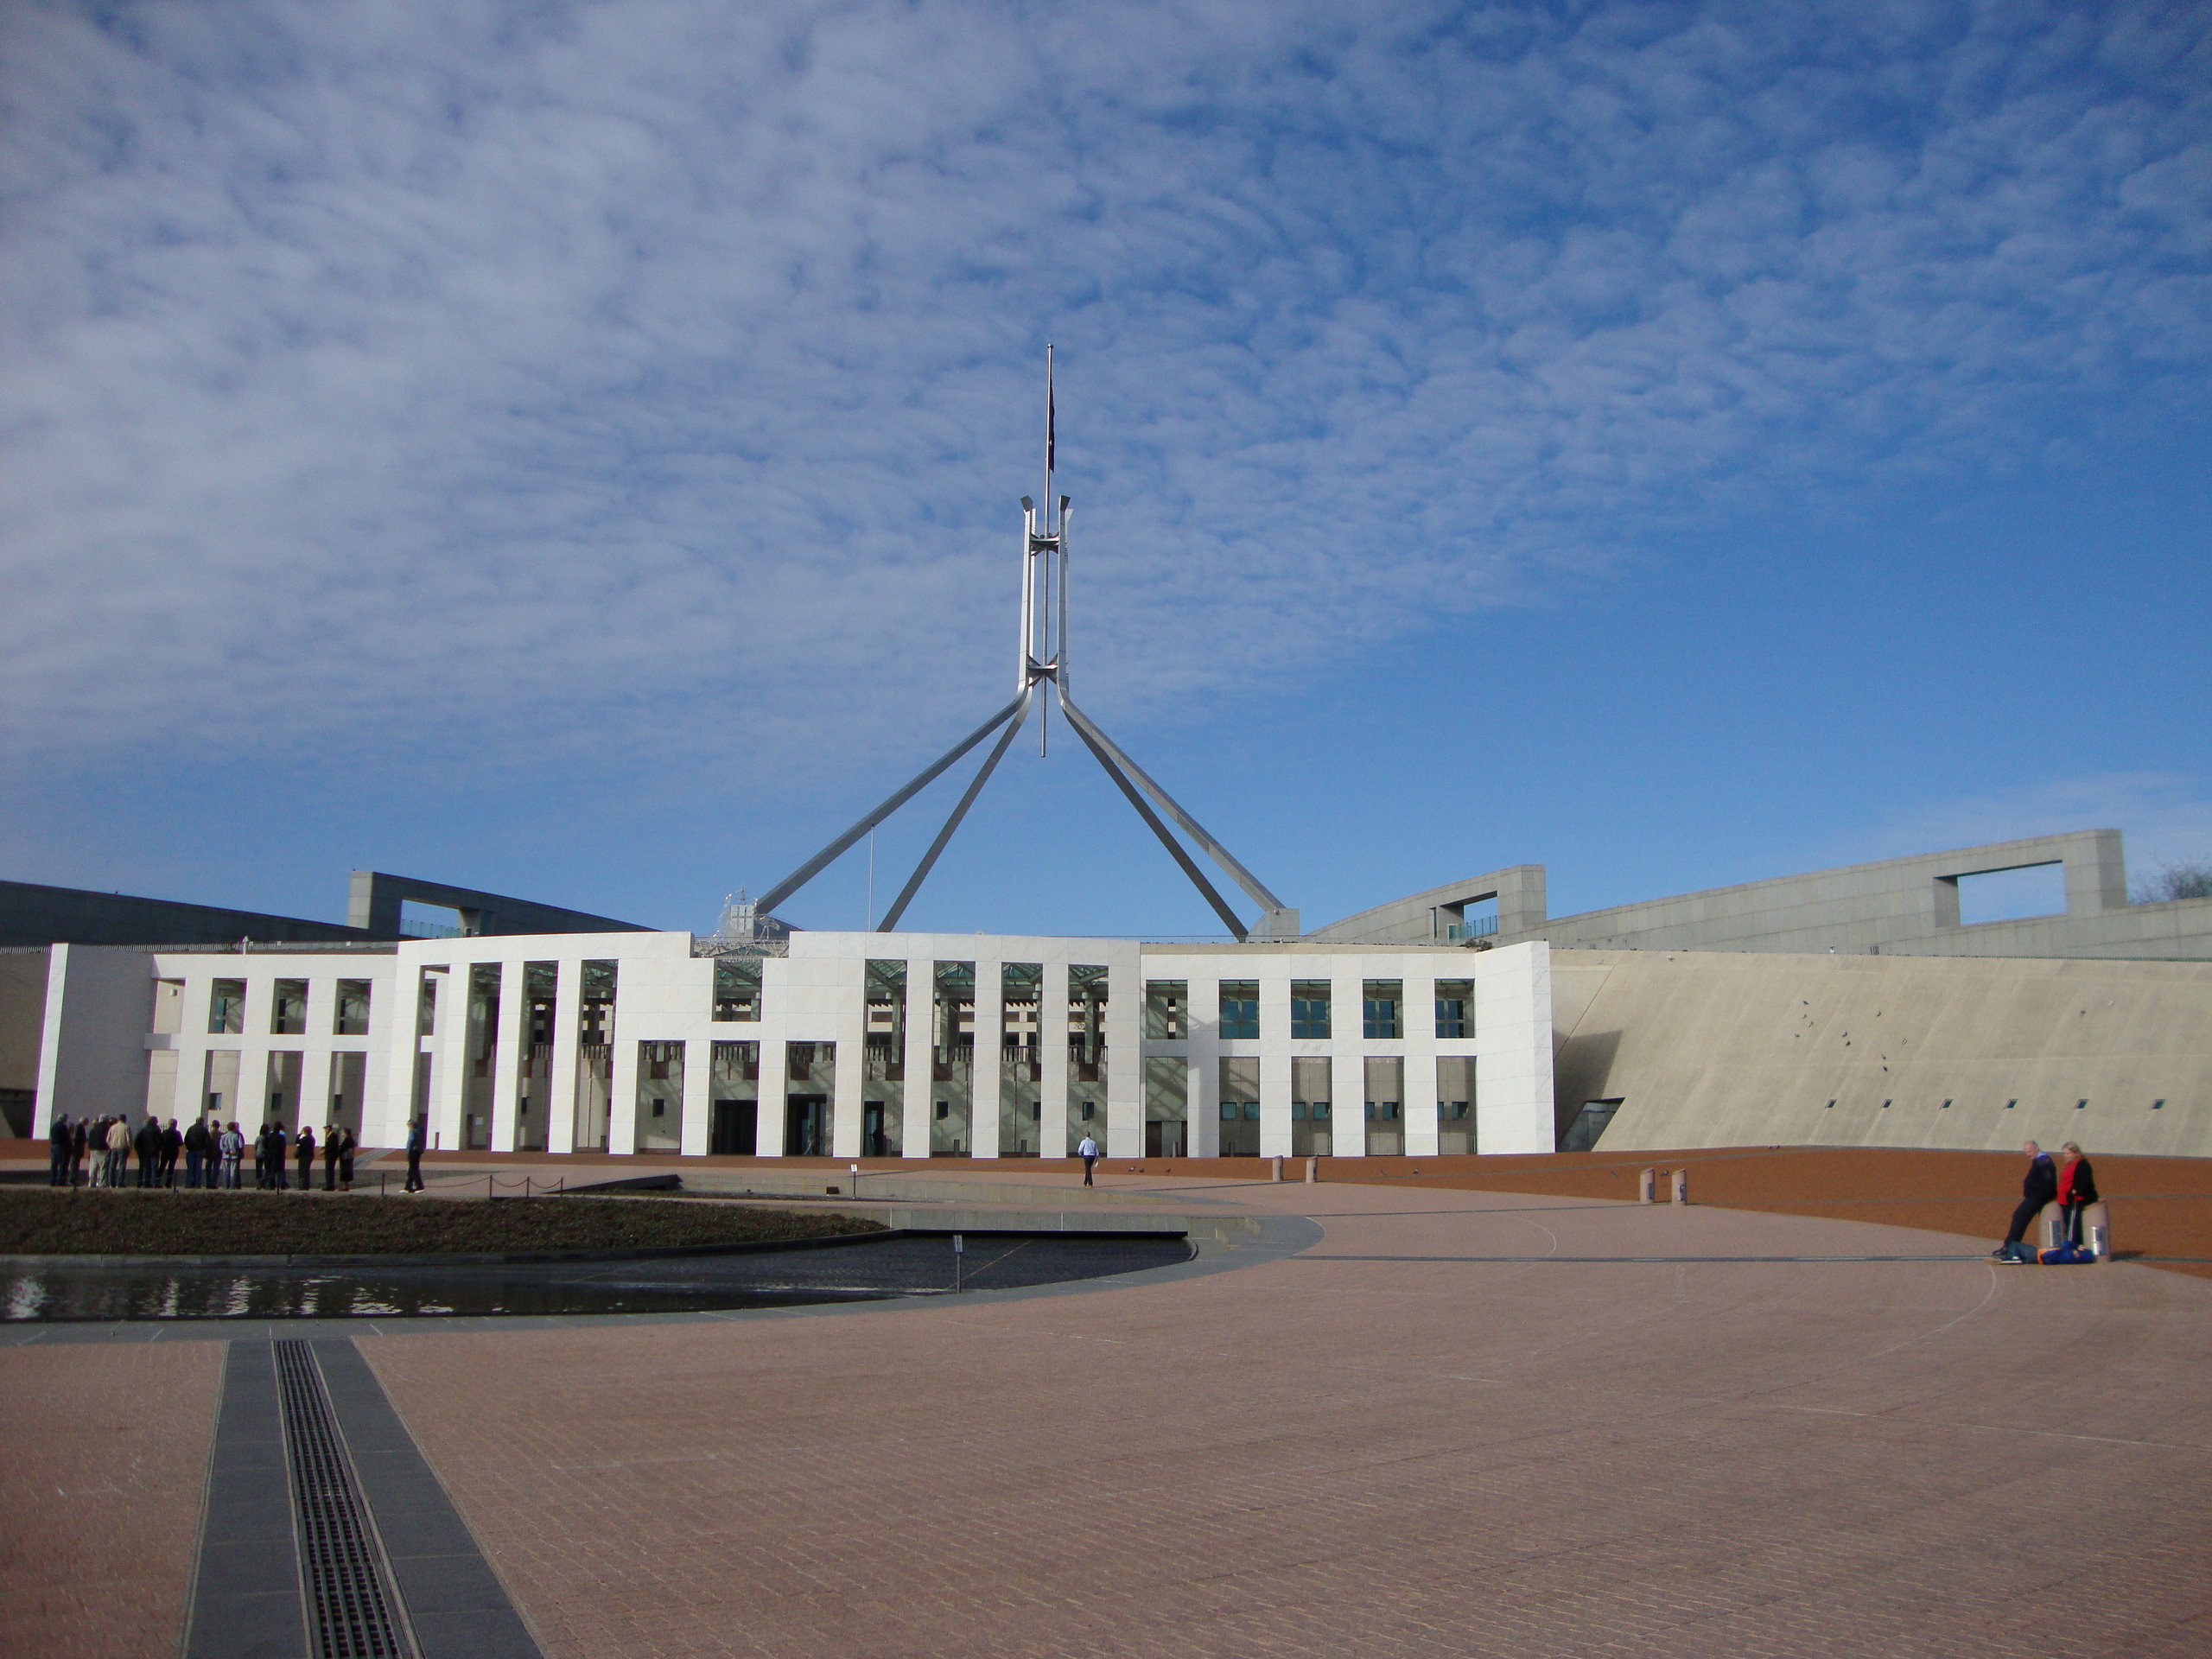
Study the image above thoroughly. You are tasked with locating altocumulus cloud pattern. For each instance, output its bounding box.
[1,0,2206,781]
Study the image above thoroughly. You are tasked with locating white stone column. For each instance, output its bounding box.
[903,955,932,1160]
[1402,969,1440,1156]
[1105,945,1143,1159]
[830,957,867,1160]
[1041,957,1071,1160]
[430,966,469,1154]
[488,959,526,1153]
[1258,964,1294,1159]
[1332,967,1363,1157]
[548,957,582,1154]
[971,955,1003,1158]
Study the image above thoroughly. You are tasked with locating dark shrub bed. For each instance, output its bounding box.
[0,1189,884,1256]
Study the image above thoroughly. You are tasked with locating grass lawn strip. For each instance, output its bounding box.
[0,1189,885,1256]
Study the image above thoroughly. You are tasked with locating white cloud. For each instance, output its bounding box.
[0,0,2205,790]
[1840,771,2212,879]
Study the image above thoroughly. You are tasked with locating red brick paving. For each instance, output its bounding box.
[358,1181,2212,1658]
[0,1342,223,1659]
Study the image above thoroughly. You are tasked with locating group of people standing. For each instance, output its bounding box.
[46,1113,359,1192]
[1994,1139,2101,1262]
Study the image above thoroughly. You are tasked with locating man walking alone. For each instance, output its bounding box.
[1077,1132,1100,1188]
[404,1115,427,1193]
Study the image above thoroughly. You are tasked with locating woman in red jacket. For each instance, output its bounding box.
[2057,1141,2101,1248]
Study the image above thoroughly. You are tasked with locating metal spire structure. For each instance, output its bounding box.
[753,348,1297,942]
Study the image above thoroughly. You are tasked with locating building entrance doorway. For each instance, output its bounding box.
[712,1099,757,1155]
[785,1095,828,1157]
[862,1101,893,1157]
[1144,1120,1185,1158]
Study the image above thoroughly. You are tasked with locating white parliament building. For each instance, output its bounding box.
[22,927,1556,1162]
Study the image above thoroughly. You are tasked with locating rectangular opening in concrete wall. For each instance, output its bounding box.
[270,978,308,1036]
[1218,1058,1260,1157]
[1955,862,2066,925]
[1067,965,1107,1153]
[398,902,466,939]
[1560,1099,1620,1152]
[1437,1057,1477,1154]
[1291,1056,1332,1157]
[1144,1057,1187,1159]
[1363,1057,1403,1155]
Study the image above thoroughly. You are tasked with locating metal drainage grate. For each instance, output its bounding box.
[274,1341,412,1658]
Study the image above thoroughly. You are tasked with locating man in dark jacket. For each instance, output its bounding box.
[404,1115,427,1193]
[182,1117,211,1189]
[160,1120,183,1186]
[1993,1141,2058,1262]
[134,1115,163,1188]
[48,1115,73,1186]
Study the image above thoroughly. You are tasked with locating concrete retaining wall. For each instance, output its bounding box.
[1554,949,2212,1158]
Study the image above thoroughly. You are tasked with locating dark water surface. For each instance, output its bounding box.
[0,1233,1193,1321]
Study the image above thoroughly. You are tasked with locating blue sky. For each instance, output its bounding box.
[3,0,2208,938]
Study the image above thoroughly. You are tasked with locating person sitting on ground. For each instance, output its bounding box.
[2058,1141,2101,1249]
[1993,1140,2058,1263]
[294,1123,316,1192]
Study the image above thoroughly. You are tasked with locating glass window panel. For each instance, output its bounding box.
[270,979,308,1036]
[1218,980,1259,1041]
[334,979,372,1037]
[1143,979,1185,1039]
[208,979,245,1035]
[1291,980,1331,1040]
[1434,979,1472,1040]
[1362,980,1402,1041]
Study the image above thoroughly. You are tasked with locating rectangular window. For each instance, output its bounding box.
[1067,964,1108,1154]
[1001,963,1043,1156]
[931,962,975,1156]
[1144,1057,1188,1160]
[1363,1056,1404,1155]
[1291,980,1331,1040]
[152,979,184,1036]
[572,960,617,1152]
[1291,1056,1332,1157]
[866,960,907,1082]
[334,979,372,1037]
[712,957,762,1021]
[709,1041,760,1155]
[416,969,443,1037]
[1144,980,1185,1039]
[1218,980,1259,1041]
[636,1040,683,1153]
[208,978,245,1035]
[1437,1056,1477,1154]
[1218,1057,1260,1155]
[270,978,308,1036]
[1434,979,1472,1040]
[1362,981,1402,1041]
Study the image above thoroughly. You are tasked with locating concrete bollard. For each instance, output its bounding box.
[1671,1168,1689,1205]
[1272,1155,1284,1183]
[1639,1167,1656,1204]
[1305,1157,1318,1184]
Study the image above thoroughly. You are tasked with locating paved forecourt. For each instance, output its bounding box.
[5,1171,2211,1657]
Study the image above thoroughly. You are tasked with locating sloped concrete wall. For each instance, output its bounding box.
[1553,949,2212,1158]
